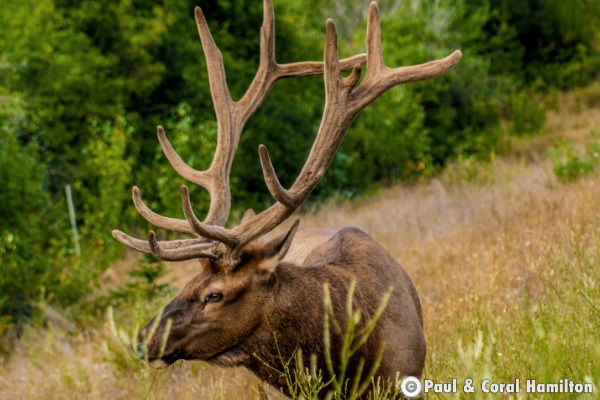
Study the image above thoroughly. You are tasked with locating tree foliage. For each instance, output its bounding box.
[1,0,599,328]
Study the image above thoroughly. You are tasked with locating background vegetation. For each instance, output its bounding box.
[1,86,599,398]
[1,0,600,396]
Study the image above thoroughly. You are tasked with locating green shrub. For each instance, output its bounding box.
[0,123,53,330]
[550,141,600,182]
[0,111,134,333]
[506,90,547,136]
[485,0,600,89]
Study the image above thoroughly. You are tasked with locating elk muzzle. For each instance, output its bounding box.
[134,297,195,366]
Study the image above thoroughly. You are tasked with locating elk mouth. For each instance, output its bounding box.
[206,345,246,367]
[209,348,231,361]
[144,351,182,369]
[147,347,240,368]
[161,351,182,366]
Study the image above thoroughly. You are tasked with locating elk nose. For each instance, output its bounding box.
[132,341,147,358]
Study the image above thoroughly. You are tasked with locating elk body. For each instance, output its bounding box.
[113,1,460,397]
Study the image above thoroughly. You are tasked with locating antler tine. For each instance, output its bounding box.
[240,208,256,224]
[324,19,342,94]
[159,125,232,234]
[386,51,462,86]
[148,231,218,261]
[157,126,212,189]
[132,186,195,235]
[260,0,276,67]
[351,2,462,111]
[276,54,367,78]
[158,126,232,229]
[112,230,210,253]
[112,230,155,253]
[258,145,300,208]
[180,185,240,247]
[365,2,385,74]
[195,7,233,117]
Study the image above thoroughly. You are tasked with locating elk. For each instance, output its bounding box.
[112,0,460,397]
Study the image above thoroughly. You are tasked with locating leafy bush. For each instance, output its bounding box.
[0,99,134,333]
[550,141,600,182]
[343,89,430,188]
[484,0,600,89]
[506,90,547,136]
[0,125,49,329]
[77,117,134,266]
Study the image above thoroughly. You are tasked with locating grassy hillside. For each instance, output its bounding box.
[0,87,599,398]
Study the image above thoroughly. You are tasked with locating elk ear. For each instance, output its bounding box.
[259,219,300,272]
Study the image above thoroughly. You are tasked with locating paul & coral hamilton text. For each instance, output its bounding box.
[422,378,593,394]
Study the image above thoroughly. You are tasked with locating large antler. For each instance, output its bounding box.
[113,0,461,267]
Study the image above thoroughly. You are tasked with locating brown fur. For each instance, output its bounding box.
[139,226,425,398]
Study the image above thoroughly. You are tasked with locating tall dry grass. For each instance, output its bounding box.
[1,87,599,399]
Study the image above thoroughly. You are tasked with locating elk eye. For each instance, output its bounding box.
[206,293,223,303]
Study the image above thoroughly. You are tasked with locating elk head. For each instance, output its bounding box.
[113,0,460,371]
[137,218,300,367]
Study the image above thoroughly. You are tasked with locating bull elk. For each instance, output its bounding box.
[113,0,460,397]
